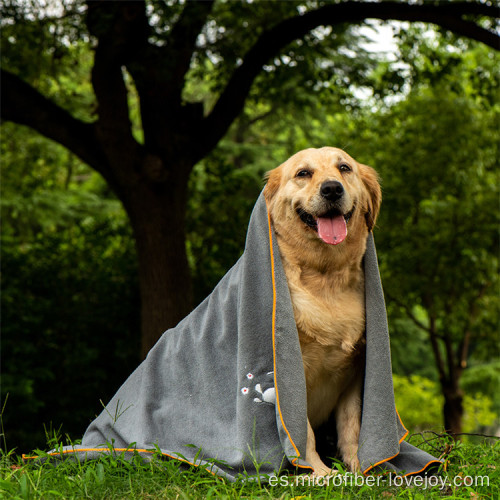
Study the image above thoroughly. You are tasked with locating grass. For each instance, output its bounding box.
[0,434,498,499]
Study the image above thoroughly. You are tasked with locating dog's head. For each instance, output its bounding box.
[264,147,381,248]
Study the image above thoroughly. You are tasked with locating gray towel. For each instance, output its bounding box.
[52,192,440,479]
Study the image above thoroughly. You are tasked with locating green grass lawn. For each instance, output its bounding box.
[1,435,498,499]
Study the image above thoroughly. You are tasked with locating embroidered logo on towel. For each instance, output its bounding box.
[240,371,276,405]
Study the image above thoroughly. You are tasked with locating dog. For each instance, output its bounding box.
[264,147,381,476]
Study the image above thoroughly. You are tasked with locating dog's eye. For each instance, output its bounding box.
[296,169,312,178]
[338,163,352,173]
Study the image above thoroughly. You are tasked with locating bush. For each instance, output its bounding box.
[393,374,497,435]
[1,219,140,454]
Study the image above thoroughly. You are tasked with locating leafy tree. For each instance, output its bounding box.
[1,0,498,358]
[376,39,499,436]
[343,40,499,435]
[1,119,141,452]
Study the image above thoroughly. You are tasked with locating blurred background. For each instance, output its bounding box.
[1,1,498,455]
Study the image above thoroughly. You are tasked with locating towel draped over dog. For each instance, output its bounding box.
[52,192,440,480]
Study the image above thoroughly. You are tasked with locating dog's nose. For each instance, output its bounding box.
[320,181,344,201]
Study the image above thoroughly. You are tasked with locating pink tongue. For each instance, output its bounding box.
[317,215,347,245]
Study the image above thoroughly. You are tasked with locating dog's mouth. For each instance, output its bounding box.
[297,205,355,245]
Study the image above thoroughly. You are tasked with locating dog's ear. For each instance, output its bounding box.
[263,167,282,203]
[359,163,381,231]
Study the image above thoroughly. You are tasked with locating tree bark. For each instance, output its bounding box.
[443,382,464,436]
[404,301,466,437]
[124,172,193,358]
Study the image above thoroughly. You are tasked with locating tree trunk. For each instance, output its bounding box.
[443,382,464,436]
[124,168,194,359]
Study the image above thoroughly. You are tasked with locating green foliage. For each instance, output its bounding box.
[372,58,499,368]
[1,438,499,499]
[1,122,140,454]
[389,316,437,380]
[186,147,264,305]
[1,219,140,454]
[188,1,379,104]
[393,375,444,433]
[461,362,500,415]
[1,2,95,123]
[393,375,497,435]
[1,123,118,242]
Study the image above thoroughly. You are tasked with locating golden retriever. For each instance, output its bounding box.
[264,147,381,476]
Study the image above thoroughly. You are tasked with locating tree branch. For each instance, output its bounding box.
[92,48,134,137]
[86,1,140,147]
[386,292,450,386]
[83,0,156,192]
[0,68,111,182]
[199,1,499,160]
[443,330,458,389]
[129,0,215,154]
[166,0,215,96]
[428,315,448,386]
[386,293,431,334]
[456,282,490,371]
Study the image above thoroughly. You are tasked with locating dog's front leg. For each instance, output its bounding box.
[306,419,332,476]
[335,371,362,472]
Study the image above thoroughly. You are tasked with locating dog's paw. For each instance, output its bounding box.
[347,456,360,473]
[340,444,360,473]
[312,464,335,477]
[308,467,338,486]
[312,465,332,477]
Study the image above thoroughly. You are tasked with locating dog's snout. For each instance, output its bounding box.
[320,181,344,202]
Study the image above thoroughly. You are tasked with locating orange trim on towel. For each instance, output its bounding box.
[363,456,442,477]
[402,460,442,477]
[395,409,443,477]
[362,409,441,476]
[395,408,409,443]
[362,449,401,476]
[267,210,312,472]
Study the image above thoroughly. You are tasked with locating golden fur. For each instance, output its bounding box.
[264,147,381,476]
